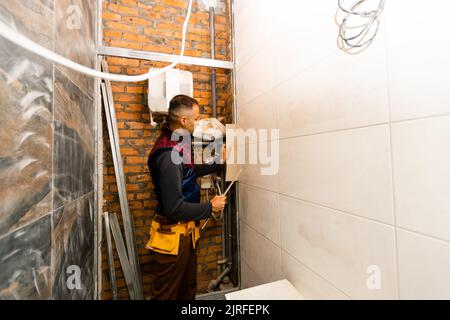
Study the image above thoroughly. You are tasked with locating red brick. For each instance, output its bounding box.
[101,0,232,300]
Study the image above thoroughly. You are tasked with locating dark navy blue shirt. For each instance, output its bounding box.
[152,150,223,222]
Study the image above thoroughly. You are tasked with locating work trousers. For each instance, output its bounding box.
[148,233,197,300]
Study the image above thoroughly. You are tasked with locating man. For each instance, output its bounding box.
[146,95,227,300]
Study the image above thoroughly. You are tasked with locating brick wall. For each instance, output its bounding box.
[100,0,233,300]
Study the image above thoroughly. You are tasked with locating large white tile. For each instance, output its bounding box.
[391,116,450,241]
[235,138,279,193]
[279,125,394,224]
[397,229,450,299]
[238,89,278,135]
[280,195,398,299]
[271,0,339,84]
[240,222,282,284]
[234,0,273,70]
[240,161,279,193]
[282,251,350,300]
[240,259,265,290]
[239,184,281,245]
[276,43,389,139]
[387,0,450,121]
[236,45,276,107]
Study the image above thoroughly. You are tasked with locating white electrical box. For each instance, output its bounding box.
[148,68,194,114]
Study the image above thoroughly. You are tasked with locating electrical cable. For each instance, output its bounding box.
[212,180,223,221]
[0,0,193,82]
[337,0,385,54]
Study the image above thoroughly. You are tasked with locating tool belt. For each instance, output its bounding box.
[145,215,201,256]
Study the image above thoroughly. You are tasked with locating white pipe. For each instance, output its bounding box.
[0,0,193,82]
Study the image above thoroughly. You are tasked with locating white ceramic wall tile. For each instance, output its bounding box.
[234,138,279,193]
[240,222,282,284]
[239,213,246,253]
[271,0,339,85]
[233,0,245,14]
[279,125,394,224]
[240,161,279,194]
[282,251,350,300]
[276,43,389,139]
[236,45,276,107]
[238,89,278,135]
[387,0,450,121]
[235,0,450,301]
[391,116,450,241]
[241,259,265,290]
[397,229,450,299]
[280,195,398,299]
[234,0,273,70]
[239,184,281,245]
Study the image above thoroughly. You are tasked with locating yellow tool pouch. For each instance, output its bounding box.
[146,220,180,256]
[146,219,201,256]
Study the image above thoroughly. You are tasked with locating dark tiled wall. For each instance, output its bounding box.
[0,0,97,300]
[53,69,95,209]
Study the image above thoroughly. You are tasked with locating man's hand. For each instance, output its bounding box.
[210,195,227,213]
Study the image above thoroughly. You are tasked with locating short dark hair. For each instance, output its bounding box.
[168,95,199,124]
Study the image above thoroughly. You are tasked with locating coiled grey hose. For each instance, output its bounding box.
[337,0,385,54]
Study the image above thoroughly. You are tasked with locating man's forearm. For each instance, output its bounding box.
[194,163,224,177]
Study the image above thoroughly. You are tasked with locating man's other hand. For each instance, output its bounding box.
[210,195,227,213]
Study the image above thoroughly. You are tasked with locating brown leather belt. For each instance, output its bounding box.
[154,214,178,226]
[154,214,200,227]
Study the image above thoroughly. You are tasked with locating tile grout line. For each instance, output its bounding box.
[0,191,96,243]
[282,250,353,300]
[390,111,450,125]
[53,0,95,101]
[233,109,450,148]
[277,121,390,142]
[55,64,95,103]
[385,25,402,300]
[53,190,96,212]
[396,226,450,246]
[277,123,283,285]
[0,211,53,243]
[242,182,395,228]
[240,182,450,245]
[55,64,95,101]
[240,222,272,286]
[238,49,336,108]
[242,220,353,300]
[240,255,265,288]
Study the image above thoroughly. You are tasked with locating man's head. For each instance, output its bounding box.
[168,95,200,134]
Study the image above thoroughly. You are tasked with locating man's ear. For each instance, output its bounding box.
[179,116,187,127]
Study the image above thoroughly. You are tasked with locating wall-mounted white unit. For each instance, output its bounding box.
[148,68,194,114]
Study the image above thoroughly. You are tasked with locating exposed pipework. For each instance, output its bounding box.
[207,1,234,291]
[210,6,218,119]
